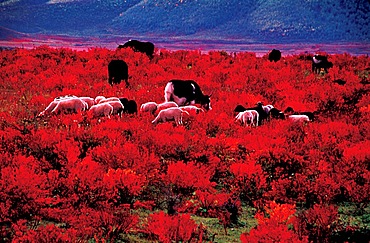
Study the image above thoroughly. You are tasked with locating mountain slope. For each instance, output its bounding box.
[0,0,369,43]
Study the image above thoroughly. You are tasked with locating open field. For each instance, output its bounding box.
[0,46,369,242]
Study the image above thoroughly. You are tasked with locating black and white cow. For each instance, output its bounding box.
[118,40,155,58]
[108,60,129,87]
[312,54,333,74]
[164,79,212,110]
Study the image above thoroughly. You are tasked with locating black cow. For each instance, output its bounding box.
[118,40,155,58]
[312,54,333,74]
[164,79,212,110]
[268,49,282,62]
[108,60,129,87]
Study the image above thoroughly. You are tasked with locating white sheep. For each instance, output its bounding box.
[38,100,59,117]
[287,115,310,122]
[94,96,106,104]
[152,107,189,126]
[106,101,125,116]
[140,102,158,114]
[79,97,95,109]
[179,105,205,115]
[98,97,121,104]
[155,101,179,115]
[51,98,87,115]
[89,103,114,118]
[235,110,259,127]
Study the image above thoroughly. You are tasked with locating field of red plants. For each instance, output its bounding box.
[0,45,369,242]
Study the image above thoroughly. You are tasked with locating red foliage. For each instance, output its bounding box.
[0,46,369,241]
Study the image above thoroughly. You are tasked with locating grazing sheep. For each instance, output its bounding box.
[312,54,333,74]
[179,105,205,115]
[95,96,106,104]
[124,100,138,114]
[89,103,114,118]
[234,102,267,125]
[140,102,158,114]
[235,110,259,127]
[51,98,87,115]
[106,101,125,117]
[284,107,315,121]
[79,97,95,109]
[288,115,310,122]
[38,100,59,117]
[152,107,189,126]
[155,101,179,115]
[98,97,121,104]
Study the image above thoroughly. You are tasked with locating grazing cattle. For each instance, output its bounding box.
[140,102,158,114]
[269,107,285,120]
[268,49,281,62]
[235,110,259,127]
[108,60,129,87]
[312,54,333,74]
[284,107,315,121]
[118,40,155,58]
[288,115,310,122]
[51,98,87,115]
[89,103,114,118]
[164,79,212,110]
[179,105,205,115]
[152,107,189,126]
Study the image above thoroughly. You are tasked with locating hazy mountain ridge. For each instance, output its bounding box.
[0,0,369,43]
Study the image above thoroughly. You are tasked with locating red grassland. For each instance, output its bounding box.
[0,46,369,242]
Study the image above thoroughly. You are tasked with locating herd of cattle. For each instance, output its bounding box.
[39,40,331,126]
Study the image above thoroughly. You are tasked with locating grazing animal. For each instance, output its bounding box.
[108,60,129,87]
[124,100,138,114]
[268,49,281,62]
[235,110,259,127]
[156,102,179,115]
[288,115,310,122]
[89,103,114,118]
[118,40,155,58]
[95,96,106,104]
[312,54,333,74]
[179,105,205,115]
[79,97,95,109]
[164,79,212,110]
[140,102,158,114]
[269,108,285,120]
[38,100,59,117]
[284,107,315,121]
[106,101,125,117]
[234,102,267,125]
[51,98,87,115]
[152,107,189,126]
[98,97,121,104]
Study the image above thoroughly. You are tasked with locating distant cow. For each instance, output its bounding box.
[268,49,281,62]
[312,54,333,74]
[118,40,155,58]
[164,79,212,110]
[108,60,129,87]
